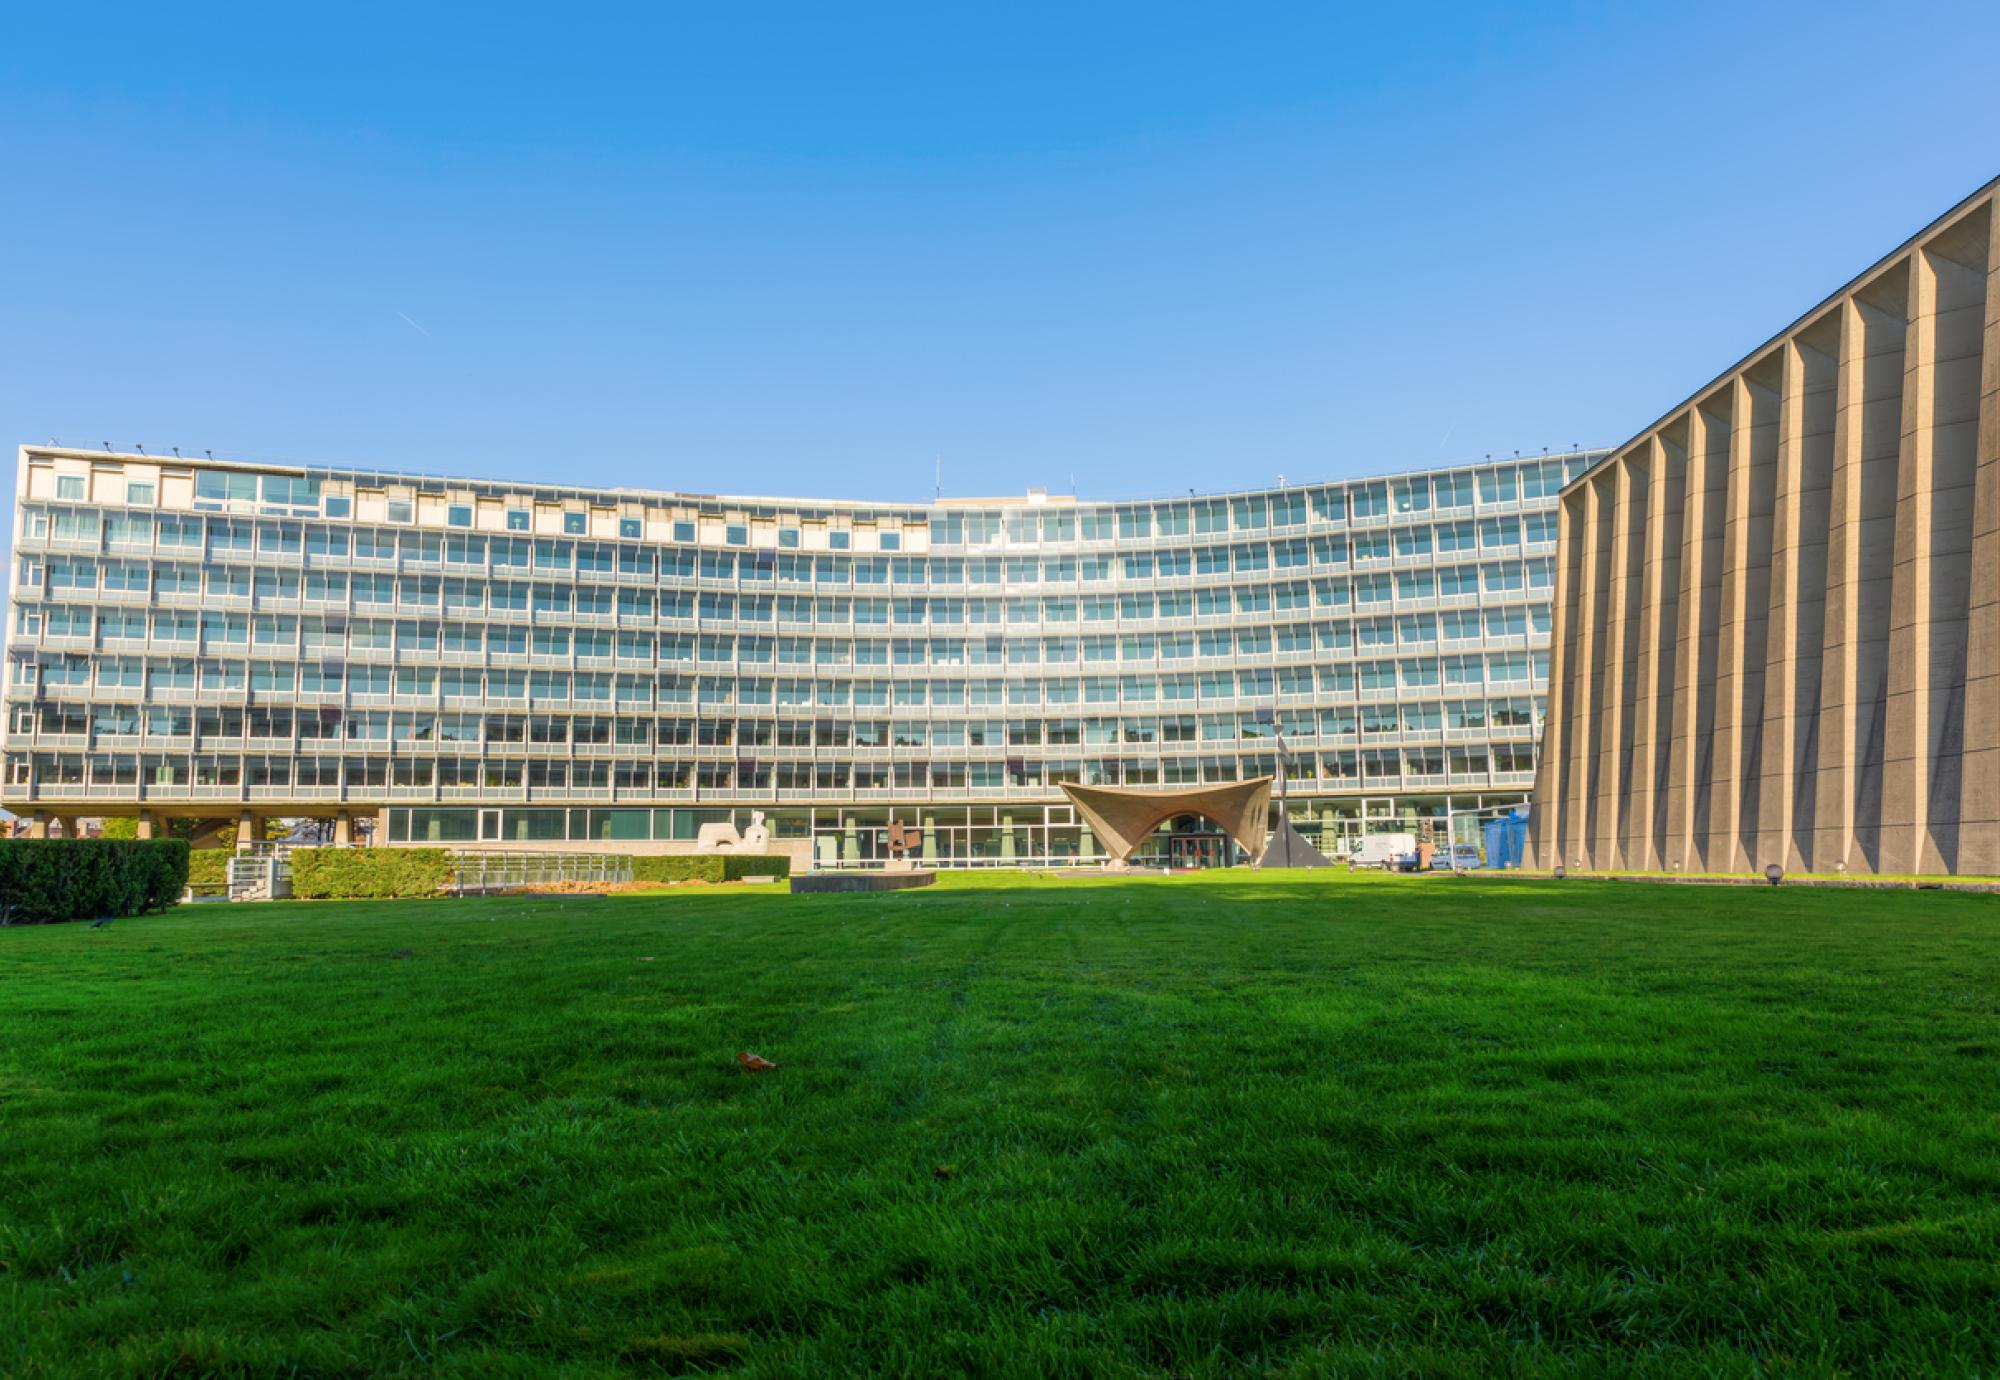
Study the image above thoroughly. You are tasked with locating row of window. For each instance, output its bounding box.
[130,455,1586,536]
[14,651,1550,701]
[8,745,1538,793]
[16,698,1544,744]
[24,558,1557,615]
[19,607,1549,660]
[25,506,1559,569]
[378,806,1503,851]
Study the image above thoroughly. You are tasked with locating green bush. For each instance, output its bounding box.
[629,855,791,884]
[289,848,453,900]
[0,840,190,924]
[187,850,231,890]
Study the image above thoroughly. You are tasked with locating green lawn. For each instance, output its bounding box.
[2,872,1997,1378]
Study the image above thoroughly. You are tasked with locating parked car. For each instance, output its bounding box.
[1446,843,1482,871]
[1348,833,1418,871]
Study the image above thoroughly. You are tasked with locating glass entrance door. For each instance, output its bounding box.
[1168,834,1226,869]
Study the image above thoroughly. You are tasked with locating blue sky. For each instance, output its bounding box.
[3,0,1998,565]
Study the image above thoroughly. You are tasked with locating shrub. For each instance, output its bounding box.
[289,848,453,900]
[0,840,190,924]
[187,850,231,890]
[629,855,791,884]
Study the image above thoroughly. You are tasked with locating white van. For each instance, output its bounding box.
[1348,833,1418,870]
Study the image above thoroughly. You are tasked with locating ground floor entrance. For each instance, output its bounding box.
[1166,833,1229,869]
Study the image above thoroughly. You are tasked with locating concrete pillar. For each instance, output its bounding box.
[234,811,260,847]
[1636,433,1687,871]
[333,811,353,846]
[135,811,158,840]
[1960,200,2000,876]
[1710,369,1780,873]
[1758,327,1839,872]
[1879,227,1985,874]
[1816,279,1908,873]
[1665,405,1727,871]
[27,812,48,839]
[1880,259,1936,874]
[1569,477,1612,869]
[1526,488,1583,869]
[1595,458,1642,869]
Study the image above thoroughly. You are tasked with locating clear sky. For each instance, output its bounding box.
[4,0,1998,558]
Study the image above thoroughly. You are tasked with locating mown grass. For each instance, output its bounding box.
[1,871,1996,1377]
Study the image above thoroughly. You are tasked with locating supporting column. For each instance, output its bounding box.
[1814,280,1907,873]
[135,810,158,840]
[27,812,48,839]
[1641,431,1688,870]
[1567,479,1612,869]
[1667,404,1728,871]
[1528,487,1587,869]
[1962,199,2000,876]
[334,811,354,846]
[1759,324,1839,872]
[235,811,260,847]
[1598,456,1645,869]
[1710,368,1780,873]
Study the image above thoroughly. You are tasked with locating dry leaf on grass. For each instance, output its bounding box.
[736,1051,777,1072]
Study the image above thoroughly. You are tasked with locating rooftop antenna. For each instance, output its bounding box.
[934,455,941,502]
[102,440,111,452]
[172,447,181,458]
[204,450,213,460]
[134,444,145,454]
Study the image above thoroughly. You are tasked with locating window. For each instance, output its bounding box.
[506,509,530,531]
[387,499,414,523]
[620,517,642,539]
[672,521,695,542]
[126,482,155,505]
[447,504,472,527]
[878,531,901,551]
[562,512,586,535]
[725,524,747,545]
[829,530,851,550]
[56,475,84,500]
[195,471,257,503]
[779,527,800,548]
[325,496,352,518]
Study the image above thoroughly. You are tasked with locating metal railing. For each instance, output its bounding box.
[445,850,634,894]
[227,844,293,901]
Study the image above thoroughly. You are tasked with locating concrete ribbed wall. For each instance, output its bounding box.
[1531,179,2000,876]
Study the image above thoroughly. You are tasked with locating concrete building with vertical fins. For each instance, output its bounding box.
[1530,176,2000,877]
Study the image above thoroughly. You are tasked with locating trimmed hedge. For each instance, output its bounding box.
[187,850,231,890]
[630,855,791,884]
[290,848,453,900]
[0,839,190,923]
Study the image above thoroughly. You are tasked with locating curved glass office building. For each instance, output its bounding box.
[5,445,1599,865]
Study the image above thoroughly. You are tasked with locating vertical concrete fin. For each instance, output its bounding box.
[1961,202,2000,875]
[1762,325,1838,870]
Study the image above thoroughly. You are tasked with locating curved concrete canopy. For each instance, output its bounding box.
[1059,777,1273,866]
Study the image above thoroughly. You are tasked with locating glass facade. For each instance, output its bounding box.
[4,446,1601,863]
